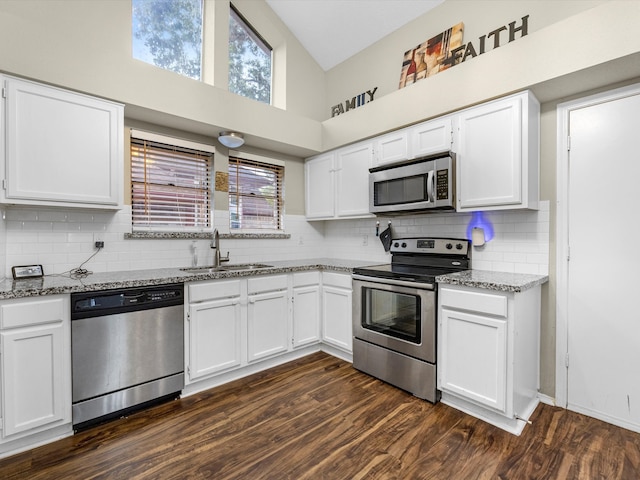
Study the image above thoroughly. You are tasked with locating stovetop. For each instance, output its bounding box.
[353,237,471,283]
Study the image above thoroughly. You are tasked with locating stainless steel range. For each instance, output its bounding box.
[352,237,470,402]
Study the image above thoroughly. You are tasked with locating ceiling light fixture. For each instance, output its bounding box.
[218,131,245,148]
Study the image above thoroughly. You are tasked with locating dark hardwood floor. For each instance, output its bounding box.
[1,351,639,479]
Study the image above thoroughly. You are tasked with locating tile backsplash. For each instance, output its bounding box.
[0,201,549,279]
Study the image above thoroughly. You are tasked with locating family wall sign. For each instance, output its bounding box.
[330,15,530,117]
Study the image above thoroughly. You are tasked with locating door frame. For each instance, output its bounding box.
[555,82,640,408]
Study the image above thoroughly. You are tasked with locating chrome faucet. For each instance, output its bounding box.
[211,229,230,268]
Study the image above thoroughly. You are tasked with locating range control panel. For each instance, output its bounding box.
[390,237,469,256]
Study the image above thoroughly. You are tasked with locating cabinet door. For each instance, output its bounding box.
[188,297,242,380]
[304,153,335,219]
[247,290,289,362]
[1,322,68,437]
[439,308,507,412]
[335,142,374,218]
[457,95,522,210]
[322,286,352,352]
[409,117,453,158]
[292,285,320,348]
[3,76,123,208]
[374,130,410,166]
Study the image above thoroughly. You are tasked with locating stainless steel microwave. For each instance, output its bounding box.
[369,151,455,214]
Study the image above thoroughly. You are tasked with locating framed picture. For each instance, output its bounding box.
[399,22,464,89]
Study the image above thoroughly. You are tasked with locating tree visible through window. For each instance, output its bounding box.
[229,5,272,104]
[229,156,283,230]
[132,0,203,80]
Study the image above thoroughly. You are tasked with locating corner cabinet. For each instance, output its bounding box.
[321,272,352,354]
[305,141,374,220]
[438,284,541,435]
[1,75,123,209]
[456,91,539,211]
[0,295,72,455]
[292,272,321,348]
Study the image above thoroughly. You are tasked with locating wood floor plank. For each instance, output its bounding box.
[1,352,639,479]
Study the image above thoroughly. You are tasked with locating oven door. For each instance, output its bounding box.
[352,276,435,363]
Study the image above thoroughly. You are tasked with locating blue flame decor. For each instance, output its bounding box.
[466,211,494,243]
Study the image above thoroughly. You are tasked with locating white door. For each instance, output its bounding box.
[247,290,289,362]
[335,142,373,218]
[188,297,242,380]
[560,86,640,432]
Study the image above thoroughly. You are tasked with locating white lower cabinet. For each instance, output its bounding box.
[247,275,290,362]
[0,295,71,451]
[187,280,243,381]
[438,284,541,435]
[292,272,321,348]
[321,272,353,353]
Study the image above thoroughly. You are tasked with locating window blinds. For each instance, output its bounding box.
[228,156,283,230]
[131,138,212,230]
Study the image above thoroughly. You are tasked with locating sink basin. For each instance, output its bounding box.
[180,263,273,274]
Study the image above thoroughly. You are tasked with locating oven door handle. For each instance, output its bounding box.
[352,274,435,290]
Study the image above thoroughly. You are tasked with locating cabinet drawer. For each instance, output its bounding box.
[248,275,287,294]
[322,272,352,289]
[189,280,241,303]
[1,296,67,329]
[440,287,507,318]
[293,271,320,287]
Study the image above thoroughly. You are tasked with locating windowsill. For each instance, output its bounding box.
[125,232,291,240]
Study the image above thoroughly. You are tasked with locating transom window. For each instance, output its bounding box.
[130,131,213,231]
[132,0,203,80]
[229,4,273,104]
[229,154,283,230]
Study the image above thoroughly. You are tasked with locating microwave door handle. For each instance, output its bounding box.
[426,170,435,203]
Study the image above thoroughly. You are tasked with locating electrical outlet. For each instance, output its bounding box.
[298,235,304,245]
[362,235,369,246]
[93,233,105,249]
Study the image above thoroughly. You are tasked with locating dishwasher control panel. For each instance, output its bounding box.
[71,284,184,319]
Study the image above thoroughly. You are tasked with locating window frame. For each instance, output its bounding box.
[131,0,205,81]
[228,151,284,232]
[130,129,214,233]
[228,3,274,105]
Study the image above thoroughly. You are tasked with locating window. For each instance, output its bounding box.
[130,131,213,231]
[229,155,284,230]
[132,0,203,80]
[229,5,272,104]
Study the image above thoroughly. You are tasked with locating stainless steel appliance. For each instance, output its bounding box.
[369,151,455,215]
[352,237,470,402]
[71,284,184,429]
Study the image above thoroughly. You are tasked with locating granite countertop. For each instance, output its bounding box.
[436,270,549,293]
[0,258,376,299]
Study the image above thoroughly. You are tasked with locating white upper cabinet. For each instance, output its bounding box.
[304,152,335,219]
[335,142,374,218]
[373,130,410,166]
[373,117,453,167]
[1,75,123,209]
[408,116,454,159]
[456,91,539,211]
[305,141,373,220]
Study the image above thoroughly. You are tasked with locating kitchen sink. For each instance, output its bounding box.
[180,263,273,274]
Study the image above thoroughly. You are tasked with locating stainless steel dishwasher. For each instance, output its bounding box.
[71,284,184,429]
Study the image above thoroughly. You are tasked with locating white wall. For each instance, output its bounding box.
[3,202,548,278]
[3,207,326,276]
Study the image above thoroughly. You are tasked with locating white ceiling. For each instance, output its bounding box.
[265,0,444,71]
